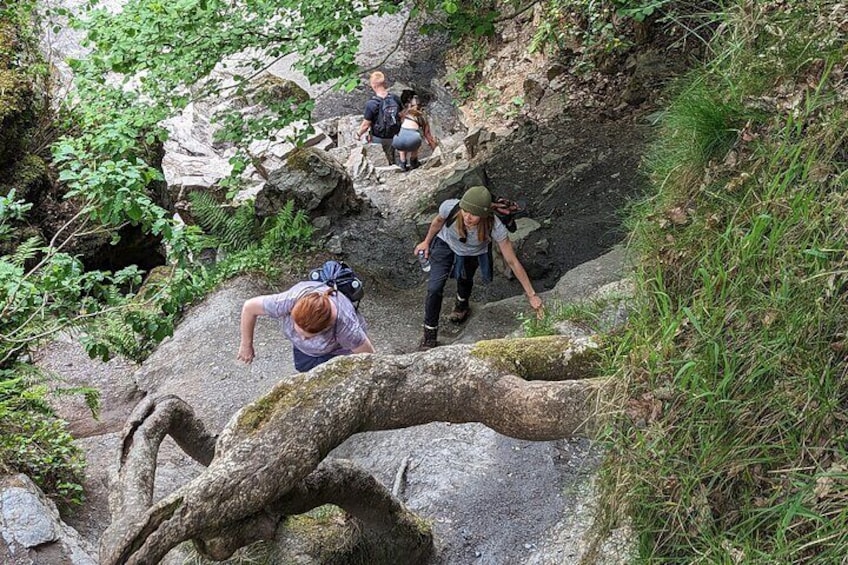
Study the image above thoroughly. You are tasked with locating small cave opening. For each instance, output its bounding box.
[81,224,167,274]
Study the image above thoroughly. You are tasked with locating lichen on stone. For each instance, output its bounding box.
[235,360,362,432]
[236,382,296,431]
[471,336,599,381]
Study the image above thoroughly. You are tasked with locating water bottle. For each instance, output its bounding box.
[418,250,431,273]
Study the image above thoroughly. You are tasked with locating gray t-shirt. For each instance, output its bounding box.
[262,282,367,356]
[436,199,508,256]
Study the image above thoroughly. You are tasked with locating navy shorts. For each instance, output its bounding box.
[292,346,338,372]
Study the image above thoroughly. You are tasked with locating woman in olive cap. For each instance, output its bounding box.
[413,186,543,349]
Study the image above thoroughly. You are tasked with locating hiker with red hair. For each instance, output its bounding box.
[237,282,375,372]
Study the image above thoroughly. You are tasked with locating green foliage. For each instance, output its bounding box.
[519,309,556,337]
[446,63,481,101]
[530,0,629,58]
[420,0,500,38]
[446,41,490,101]
[0,367,87,506]
[605,1,848,562]
[0,190,33,242]
[190,192,259,253]
[0,0,52,159]
[642,78,753,205]
[501,95,525,120]
[0,240,151,365]
[195,198,314,287]
[260,200,314,254]
[530,0,723,66]
[521,296,627,338]
[612,0,672,23]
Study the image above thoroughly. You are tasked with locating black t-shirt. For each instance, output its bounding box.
[363,93,401,136]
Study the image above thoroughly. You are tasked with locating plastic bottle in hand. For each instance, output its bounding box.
[418,250,431,272]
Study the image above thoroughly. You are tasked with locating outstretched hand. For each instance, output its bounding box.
[529,294,544,319]
[237,343,255,364]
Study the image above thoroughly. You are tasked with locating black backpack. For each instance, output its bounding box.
[371,94,401,139]
[445,196,526,233]
[308,260,365,308]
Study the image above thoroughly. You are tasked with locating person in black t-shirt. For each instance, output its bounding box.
[357,71,402,166]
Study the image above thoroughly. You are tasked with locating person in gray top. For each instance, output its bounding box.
[413,186,544,350]
[237,282,375,372]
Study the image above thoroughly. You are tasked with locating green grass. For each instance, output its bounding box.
[600,1,848,562]
[521,294,632,339]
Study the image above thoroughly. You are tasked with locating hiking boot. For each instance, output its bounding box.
[418,326,438,350]
[448,299,470,324]
[410,158,421,169]
[398,160,409,171]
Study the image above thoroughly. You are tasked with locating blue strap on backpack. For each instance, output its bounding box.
[308,260,364,308]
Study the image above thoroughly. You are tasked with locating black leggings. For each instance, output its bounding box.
[424,238,477,328]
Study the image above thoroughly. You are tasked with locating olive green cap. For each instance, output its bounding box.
[459,186,492,218]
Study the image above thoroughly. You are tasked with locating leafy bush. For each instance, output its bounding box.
[530,0,724,67]
[191,196,315,286]
[0,368,89,506]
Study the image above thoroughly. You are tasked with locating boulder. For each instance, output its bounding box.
[255,147,360,219]
[432,160,490,210]
[0,474,96,565]
[463,125,498,159]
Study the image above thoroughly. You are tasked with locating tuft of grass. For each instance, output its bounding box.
[602,1,848,562]
[521,295,631,338]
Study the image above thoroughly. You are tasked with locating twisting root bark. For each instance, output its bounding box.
[100,336,606,564]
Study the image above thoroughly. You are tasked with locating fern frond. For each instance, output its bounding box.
[189,192,231,235]
[100,314,146,362]
[261,200,313,253]
[189,192,257,252]
[10,236,43,267]
[223,201,257,251]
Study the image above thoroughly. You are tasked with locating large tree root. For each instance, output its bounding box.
[100,336,606,564]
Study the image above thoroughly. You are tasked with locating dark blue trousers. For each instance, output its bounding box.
[292,347,339,372]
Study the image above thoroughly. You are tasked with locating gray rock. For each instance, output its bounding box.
[433,160,489,208]
[255,146,360,219]
[463,126,497,159]
[0,475,96,565]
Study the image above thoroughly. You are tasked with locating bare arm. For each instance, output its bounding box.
[413,214,447,258]
[496,238,544,316]
[351,335,376,354]
[357,119,372,139]
[237,297,267,363]
[422,120,437,150]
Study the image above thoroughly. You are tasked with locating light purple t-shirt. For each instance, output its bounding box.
[262,282,367,357]
[436,198,509,256]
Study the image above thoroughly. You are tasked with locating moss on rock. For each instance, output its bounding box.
[1,153,48,201]
[471,335,599,381]
[248,74,310,107]
[236,382,297,432]
[235,359,362,433]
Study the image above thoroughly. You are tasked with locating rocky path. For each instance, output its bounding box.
[31,3,640,563]
[35,246,628,564]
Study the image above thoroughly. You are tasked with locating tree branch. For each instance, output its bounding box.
[492,1,540,24]
[100,336,606,564]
